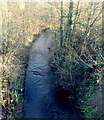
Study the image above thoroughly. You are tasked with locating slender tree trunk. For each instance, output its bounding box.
[60,2,64,48]
[68,1,74,85]
[65,1,73,43]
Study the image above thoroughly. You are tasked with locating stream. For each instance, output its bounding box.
[23,30,82,119]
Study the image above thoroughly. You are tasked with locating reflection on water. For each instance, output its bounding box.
[23,30,82,119]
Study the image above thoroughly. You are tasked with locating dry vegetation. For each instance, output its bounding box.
[0,2,60,118]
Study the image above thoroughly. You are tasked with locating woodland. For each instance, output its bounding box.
[0,1,103,119]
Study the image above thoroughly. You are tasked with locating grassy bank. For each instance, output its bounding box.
[1,33,41,119]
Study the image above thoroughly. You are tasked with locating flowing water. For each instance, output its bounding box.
[23,30,82,119]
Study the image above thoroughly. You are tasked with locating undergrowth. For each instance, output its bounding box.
[1,35,39,119]
[50,29,103,119]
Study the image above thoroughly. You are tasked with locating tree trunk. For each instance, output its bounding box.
[60,2,64,48]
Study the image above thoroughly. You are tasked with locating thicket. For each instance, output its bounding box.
[50,2,103,118]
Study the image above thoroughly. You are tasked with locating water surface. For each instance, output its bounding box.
[24,30,82,119]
